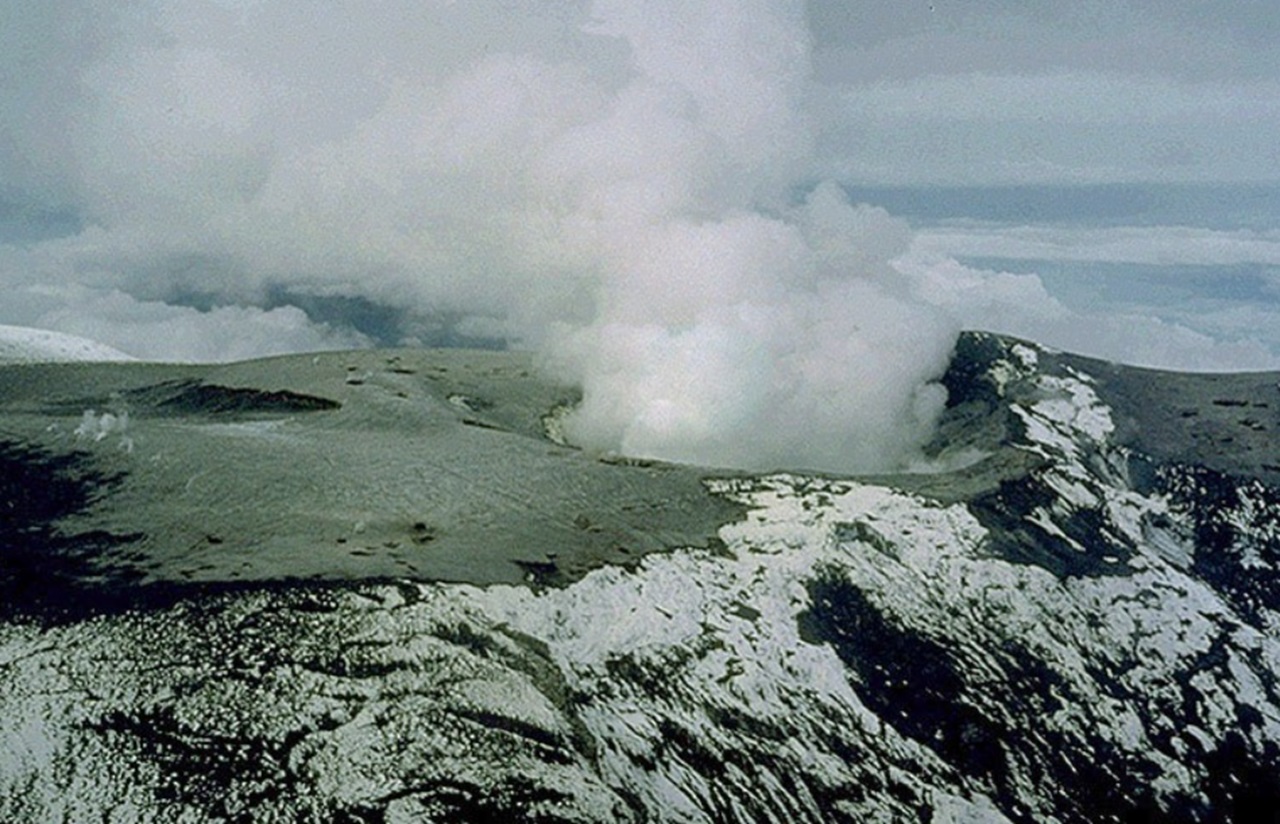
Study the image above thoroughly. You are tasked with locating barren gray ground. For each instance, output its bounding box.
[3,334,1280,822]
[0,348,742,602]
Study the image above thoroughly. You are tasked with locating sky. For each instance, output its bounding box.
[0,0,1277,471]
[807,0,1280,185]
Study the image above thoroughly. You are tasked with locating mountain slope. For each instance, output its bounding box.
[0,348,741,617]
[1,332,1278,822]
[0,324,135,365]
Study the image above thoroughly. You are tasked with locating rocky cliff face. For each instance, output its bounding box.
[2,333,1278,822]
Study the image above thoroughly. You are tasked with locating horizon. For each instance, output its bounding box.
[1,1,1276,471]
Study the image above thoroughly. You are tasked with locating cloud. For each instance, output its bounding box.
[0,0,1276,474]
[807,0,1280,85]
[1147,302,1280,360]
[812,72,1280,185]
[0,0,961,474]
[9,283,368,363]
[901,221,1280,368]
[546,185,956,471]
[895,252,1280,372]
[913,224,1280,267]
[800,0,1280,185]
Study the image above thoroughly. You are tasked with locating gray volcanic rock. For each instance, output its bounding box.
[0,348,741,616]
[2,333,1279,822]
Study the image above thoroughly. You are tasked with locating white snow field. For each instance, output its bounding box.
[0,333,1278,822]
[0,325,134,364]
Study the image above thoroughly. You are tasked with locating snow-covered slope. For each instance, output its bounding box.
[1,333,1278,822]
[0,324,134,364]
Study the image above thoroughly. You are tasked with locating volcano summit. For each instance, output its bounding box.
[1,331,1278,822]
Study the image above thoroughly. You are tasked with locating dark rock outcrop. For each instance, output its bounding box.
[2,335,1279,822]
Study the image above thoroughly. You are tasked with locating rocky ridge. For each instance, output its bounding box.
[2,333,1279,822]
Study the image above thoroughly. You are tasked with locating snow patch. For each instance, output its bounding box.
[0,324,135,364]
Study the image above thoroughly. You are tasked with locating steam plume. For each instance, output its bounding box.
[0,1,994,471]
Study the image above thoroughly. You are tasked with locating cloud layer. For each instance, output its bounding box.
[0,1,1276,472]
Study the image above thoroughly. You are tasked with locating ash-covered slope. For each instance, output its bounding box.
[0,348,741,618]
[2,333,1279,823]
